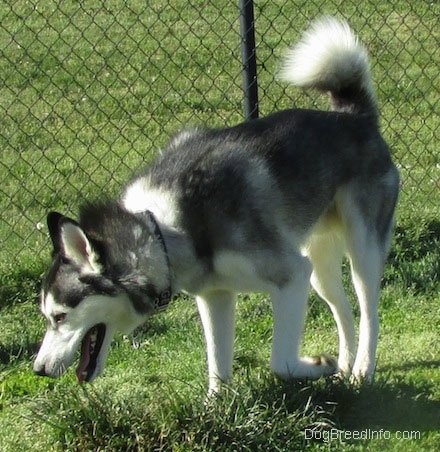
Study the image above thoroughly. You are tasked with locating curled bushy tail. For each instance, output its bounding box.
[280,17,378,117]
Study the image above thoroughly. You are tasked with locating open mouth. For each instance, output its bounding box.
[76,323,106,383]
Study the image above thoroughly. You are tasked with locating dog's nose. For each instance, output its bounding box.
[33,362,48,377]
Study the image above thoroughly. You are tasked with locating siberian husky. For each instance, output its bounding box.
[34,17,399,393]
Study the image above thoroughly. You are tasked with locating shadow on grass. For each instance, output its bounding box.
[300,373,440,435]
[24,368,439,451]
[380,359,440,373]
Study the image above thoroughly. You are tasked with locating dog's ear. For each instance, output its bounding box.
[59,218,101,273]
[47,211,64,252]
[47,213,101,273]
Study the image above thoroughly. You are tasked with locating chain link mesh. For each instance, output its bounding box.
[1,0,438,272]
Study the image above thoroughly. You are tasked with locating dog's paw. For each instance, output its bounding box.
[272,353,338,380]
[304,353,338,376]
[308,353,338,369]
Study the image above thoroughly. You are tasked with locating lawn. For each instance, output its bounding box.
[1,0,439,450]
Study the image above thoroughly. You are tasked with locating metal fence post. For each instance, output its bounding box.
[239,0,259,120]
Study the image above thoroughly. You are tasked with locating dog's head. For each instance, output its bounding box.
[34,212,145,383]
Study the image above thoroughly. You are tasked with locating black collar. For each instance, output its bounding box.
[144,210,173,313]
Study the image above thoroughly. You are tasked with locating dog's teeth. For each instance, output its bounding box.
[89,328,98,355]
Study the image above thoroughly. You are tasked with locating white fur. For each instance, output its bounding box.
[196,291,236,393]
[212,251,274,293]
[306,233,356,374]
[347,230,383,379]
[60,222,102,273]
[168,129,198,149]
[123,182,178,226]
[35,291,144,381]
[198,249,338,393]
[279,16,375,104]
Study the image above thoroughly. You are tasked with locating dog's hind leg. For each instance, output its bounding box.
[306,233,356,375]
[347,236,384,381]
[344,170,398,381]
[270,252,337,380]
[196,290,236,394]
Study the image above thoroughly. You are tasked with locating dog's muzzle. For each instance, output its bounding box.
[33,323,107,383]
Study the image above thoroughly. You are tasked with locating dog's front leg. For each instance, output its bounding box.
[196,290,236,394]
[270,254,337,379]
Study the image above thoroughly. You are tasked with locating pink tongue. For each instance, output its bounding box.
[76,330,92,383]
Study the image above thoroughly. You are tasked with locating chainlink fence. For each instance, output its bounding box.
[1,0,438,272]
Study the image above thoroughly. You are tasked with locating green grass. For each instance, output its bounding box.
[1,284,439,451]
[1,0,439,450]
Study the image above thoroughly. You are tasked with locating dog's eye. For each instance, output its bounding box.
[54,313,67,324]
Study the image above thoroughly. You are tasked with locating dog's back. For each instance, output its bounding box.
[123,17,396,250]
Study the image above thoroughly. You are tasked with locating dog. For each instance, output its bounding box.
[34,17,399,393]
